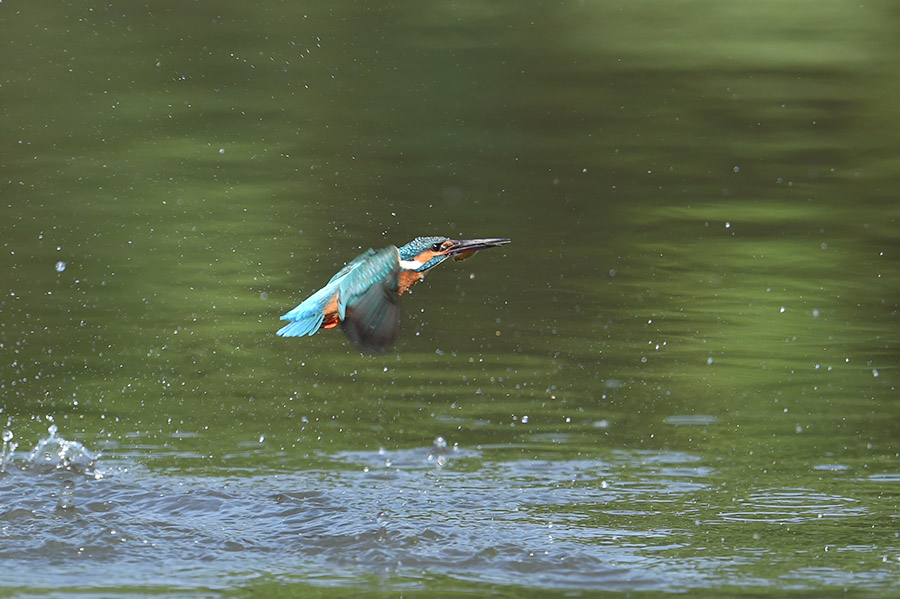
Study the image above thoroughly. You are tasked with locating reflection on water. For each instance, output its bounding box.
[2,427,895,595]
[720,489,865,524]
[2,0,899,596]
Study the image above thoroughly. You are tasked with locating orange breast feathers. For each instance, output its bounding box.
[322,296,340,329]
[398,270,424,295]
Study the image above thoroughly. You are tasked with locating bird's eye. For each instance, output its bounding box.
[432,242,443,252]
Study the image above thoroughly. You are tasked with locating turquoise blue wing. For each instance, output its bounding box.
[276,281,335,337]
[277,248,377,338]
[336,246,402,353]
[326,248,377,285]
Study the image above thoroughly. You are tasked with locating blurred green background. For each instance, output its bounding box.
[1,0,898,595]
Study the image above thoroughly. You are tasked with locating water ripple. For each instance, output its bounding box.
[0,433,893,595]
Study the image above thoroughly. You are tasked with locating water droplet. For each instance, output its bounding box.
[57,479,76,510]
[873,369,879,378]
[733,166,740,173]
[55,261,66,273]
[707,357,714,365]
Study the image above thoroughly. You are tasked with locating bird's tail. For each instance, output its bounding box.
[276,314,324,337]
[277,301,327,337]
[277,283,337,338]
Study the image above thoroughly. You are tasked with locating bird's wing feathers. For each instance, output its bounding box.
[335,247,399,318]
[277,250,379,338]
[326,248,377,285]
[276,282,334,337]
[277,246,402,351]
[337,246,402,353]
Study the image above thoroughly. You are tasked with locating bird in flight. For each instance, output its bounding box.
[277,236,510,352]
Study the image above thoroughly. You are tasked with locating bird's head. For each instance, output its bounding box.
[398,236,511,272]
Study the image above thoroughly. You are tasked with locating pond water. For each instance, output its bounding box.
[2,1,898,597]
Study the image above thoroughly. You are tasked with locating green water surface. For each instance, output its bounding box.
[2,1,899,596]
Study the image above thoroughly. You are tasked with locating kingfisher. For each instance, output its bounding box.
[277,236,510,353]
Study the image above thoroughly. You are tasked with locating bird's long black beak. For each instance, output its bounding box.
[445,238,511,255]
[444,237,510,261]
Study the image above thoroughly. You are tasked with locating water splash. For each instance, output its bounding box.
[1,427,18,472]
[427,435,455,469]
[57,478,77,510]
[26,424,102,478]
